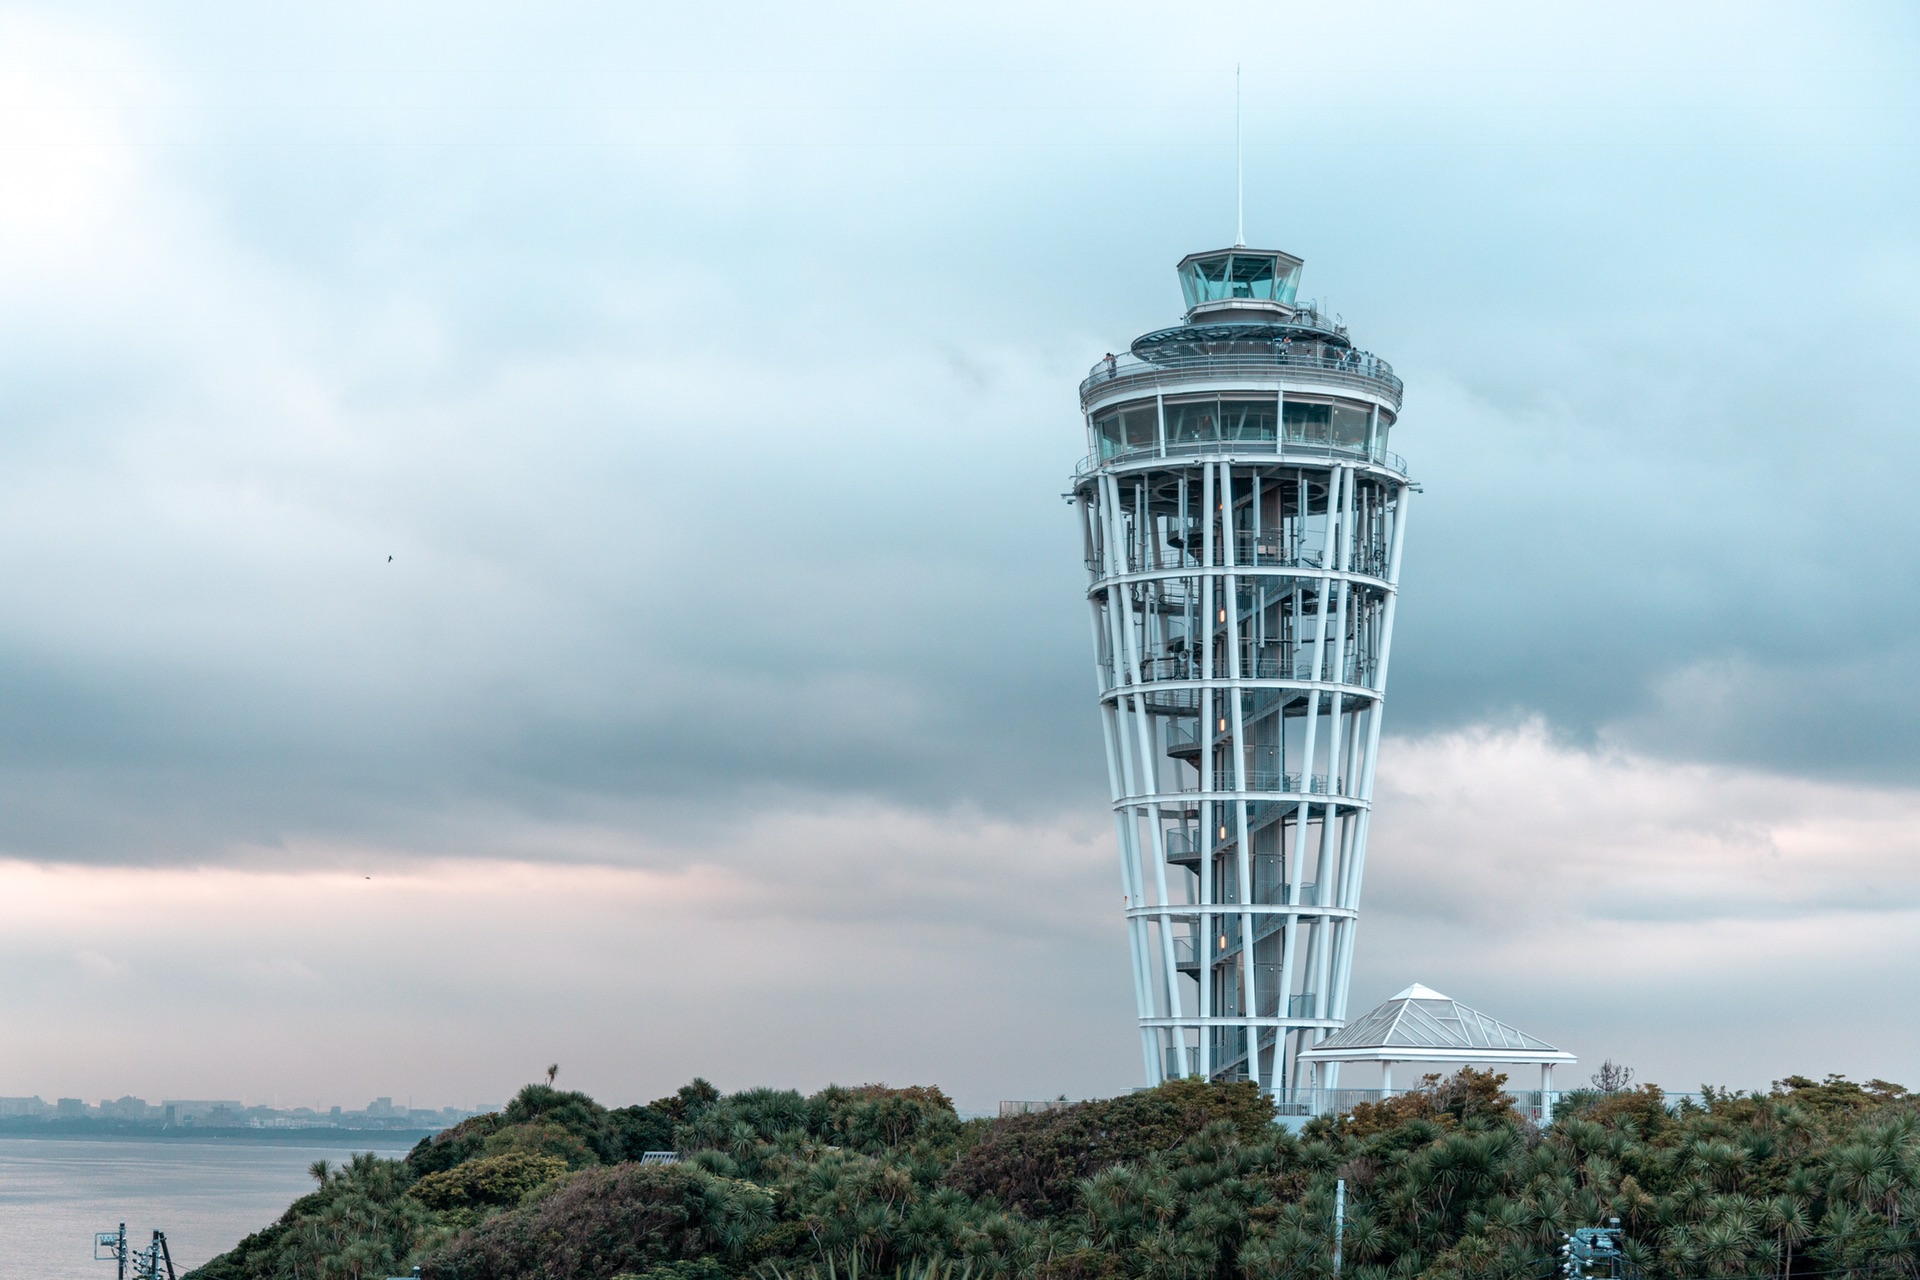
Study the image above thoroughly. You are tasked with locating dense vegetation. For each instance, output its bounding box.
[187,1070,1920,1280]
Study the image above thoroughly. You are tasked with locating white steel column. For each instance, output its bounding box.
[1275,465,1342,1085]
[1199,462,1216,1078]
[1330,484,1411,1022]
[1087,548,1155,1081]
[1093,484,1162,1079]
[1220,462,1257,1081]
[1103,472,1189,1079]
[1309,467,1354,1025]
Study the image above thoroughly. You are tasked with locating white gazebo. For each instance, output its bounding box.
[1298,983,1577,1120]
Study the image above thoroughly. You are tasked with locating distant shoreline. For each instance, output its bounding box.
[0,1126,433,1147]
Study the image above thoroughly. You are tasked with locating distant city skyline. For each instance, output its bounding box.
[0,1094,490,1123]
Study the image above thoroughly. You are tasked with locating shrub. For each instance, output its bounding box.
[1555,1083,1670,1132]
[483,1119,602,1169]
[809,1084,960,1154]
[418,1162,774,1280]
[611,1263,730,1280]
[409,1151,569,1211]
[1314,1068,1520,1139]
[503,1084,620,1161]
[944,1078,1273,1215]
[1771,1074,1913,1115]
[409,1112,506,1177]
[608,1103,678,1160]
[678,1087,812,1152]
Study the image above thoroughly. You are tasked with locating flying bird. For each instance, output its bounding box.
[387,556,393,562]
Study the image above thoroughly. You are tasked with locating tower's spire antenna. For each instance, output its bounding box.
[1234,64,1245,247]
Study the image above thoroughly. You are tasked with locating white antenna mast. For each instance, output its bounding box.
[1234,64,1244,247]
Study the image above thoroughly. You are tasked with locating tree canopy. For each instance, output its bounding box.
[186,1070,1920,1280]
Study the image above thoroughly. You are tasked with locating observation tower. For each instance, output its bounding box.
[1071,247,1412,1095]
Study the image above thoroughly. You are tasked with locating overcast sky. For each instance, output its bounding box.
[0,0,1915,1113]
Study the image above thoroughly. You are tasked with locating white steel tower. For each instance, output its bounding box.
[1072,247,1412,1095]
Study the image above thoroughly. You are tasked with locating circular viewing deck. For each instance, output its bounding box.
[1075,436,1408,481]
[1079,349,1404,413]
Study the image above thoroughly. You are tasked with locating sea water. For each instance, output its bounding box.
[0,1137,416,1280]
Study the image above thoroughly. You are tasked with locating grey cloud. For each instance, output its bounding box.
[0,0,1914,872]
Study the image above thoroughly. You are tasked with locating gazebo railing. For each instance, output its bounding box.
[1272,1088,1709,1122]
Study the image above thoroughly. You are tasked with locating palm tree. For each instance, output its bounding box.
[1763,1193,1812,1280]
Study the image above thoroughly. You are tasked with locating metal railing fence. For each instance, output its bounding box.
[1076,435,1408,479]
[1104,654,1371,688]
[1175,770,1345,796]
[1266,1088,1712,1122]
[1080,350,1404,404]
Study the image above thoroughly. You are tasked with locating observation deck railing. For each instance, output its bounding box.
[1105,535,1390,578]
[1080,349,1404,407]
[1002,1092,1714,1121]
[1076,435,1408,479]
[1159,890,1328,932]
[1173,922,1307,972]
[1175,769,1346,796]
[1164,827,1205,859]
[1110,653,1372,688]
[1270,1088,1564,1120]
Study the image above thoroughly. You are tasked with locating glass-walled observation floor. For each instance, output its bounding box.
[1091,395,1398,473]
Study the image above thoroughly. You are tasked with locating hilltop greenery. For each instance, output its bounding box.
[186,1070,1920,1280]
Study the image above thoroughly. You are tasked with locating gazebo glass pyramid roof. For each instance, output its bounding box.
[1298,984,1576,1065]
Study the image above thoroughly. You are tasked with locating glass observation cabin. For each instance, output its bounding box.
[1080,247,1404,473]
[1179,248,1303,316]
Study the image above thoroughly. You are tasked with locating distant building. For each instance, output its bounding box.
[163,1100,244,1124]
[55,1098,88,1117]
[0,1096,46,1118]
